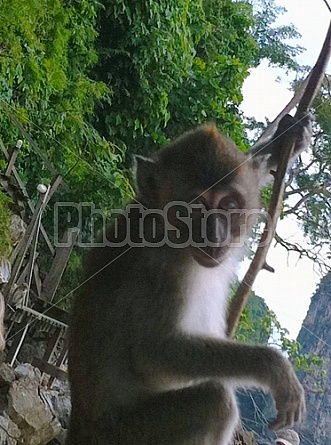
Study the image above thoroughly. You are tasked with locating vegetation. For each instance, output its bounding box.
[0,0,328,341]
[250,0,304,71]
[0,0,131,215]
[0,3,328,439]
[283,78,331,267]
[0,190,12,258]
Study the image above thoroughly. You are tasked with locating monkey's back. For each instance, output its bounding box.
[68,215,186,422]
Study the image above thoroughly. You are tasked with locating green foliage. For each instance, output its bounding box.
[93,0,204,147]
[235,289,325,388]
[53,250,83,308]
[277,81,331,263]
[93,0,257,153]
[249,0,304,71]
[0,0,311,306]
[294,349,326,393]
[235,291,273,343]
[166,0,257,146]
[0,0,129,216]
[0,190,12,258]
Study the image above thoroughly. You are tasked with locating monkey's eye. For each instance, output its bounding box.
[219,196,241,211]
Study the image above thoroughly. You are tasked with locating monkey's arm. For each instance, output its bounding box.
[132,333,304,430]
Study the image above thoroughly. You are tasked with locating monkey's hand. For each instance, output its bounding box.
[249,113,313,187]
[266,348,306,430]
[275,113,313,156]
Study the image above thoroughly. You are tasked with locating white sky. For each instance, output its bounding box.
[240,1,331,338]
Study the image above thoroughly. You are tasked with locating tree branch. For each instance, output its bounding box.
[283,184,331,216]
[227,20,331,338]
[251,74,310,149]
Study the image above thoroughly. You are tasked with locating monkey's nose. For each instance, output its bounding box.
[205,213,228,246]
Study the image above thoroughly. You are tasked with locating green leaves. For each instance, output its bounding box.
[0,0,126,209]
[0,191,12,259]
[250,0,304,71]
[93,0,256,152]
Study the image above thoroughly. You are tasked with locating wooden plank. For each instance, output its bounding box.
[42,327,62,363]
[33,262,42,297]
[45,175,63,206]
[24,195,45,307]
[13,254,40,290]
[32,357,68,381]
[47,333,68,388]
[4,140,22,176]
[42,228,79,302]
[20,306,68,329]
[4,189,48,298]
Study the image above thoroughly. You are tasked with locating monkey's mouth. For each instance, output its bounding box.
[192,246,227,268]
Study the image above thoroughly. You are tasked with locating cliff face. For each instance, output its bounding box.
[296,272,331,445]
[239,274,331,445]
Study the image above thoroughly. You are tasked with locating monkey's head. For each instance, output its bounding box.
[134,124,275,268]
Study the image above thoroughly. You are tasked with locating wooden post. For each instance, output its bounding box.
[42,327,62,363]
[4,140,22,176]
[47,333,68,388]
[45,174,63,206]
[0,137,55,256]
[32,357,68,383]
[6,318,29,366]
[4,185,49,299]
[0,100,68,189]
[33,263,42,297]
[42,228,79,303]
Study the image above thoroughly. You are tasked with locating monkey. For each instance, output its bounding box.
[67,114,312,445]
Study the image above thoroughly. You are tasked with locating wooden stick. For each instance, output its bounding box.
[227,20,331,338]
[251,74,310,149]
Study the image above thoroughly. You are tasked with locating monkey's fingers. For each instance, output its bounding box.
[268,397,306,431]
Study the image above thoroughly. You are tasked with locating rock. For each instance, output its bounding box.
[0,413,21,444]
[7,365,61,445]
[296,272,331,445]
[235,428,258,444]
[14,362,41,381]
[46,428,67,445]
[10,214,26,246]
[0,363,15,391]
[40,385,71,429]
[16,333,47,364]
[0,258,11,284]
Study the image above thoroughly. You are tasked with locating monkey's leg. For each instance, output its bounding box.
[105,381,239,445]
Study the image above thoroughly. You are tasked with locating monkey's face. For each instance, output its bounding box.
[135,124,261,266]
[188,184,256,268]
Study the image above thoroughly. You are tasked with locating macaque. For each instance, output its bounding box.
[67,114,312,445]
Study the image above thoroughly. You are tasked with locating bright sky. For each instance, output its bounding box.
[239,1,331,338]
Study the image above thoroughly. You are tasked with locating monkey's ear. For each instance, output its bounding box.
[134,155,159,200]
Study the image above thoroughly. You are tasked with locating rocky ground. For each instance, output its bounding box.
[0,362,70,445]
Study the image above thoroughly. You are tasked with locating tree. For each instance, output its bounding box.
[0,0,130,216]
[93,0,257,154]
[247,75,331,273]
[249,0,305,71]
[281,79,331,271]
